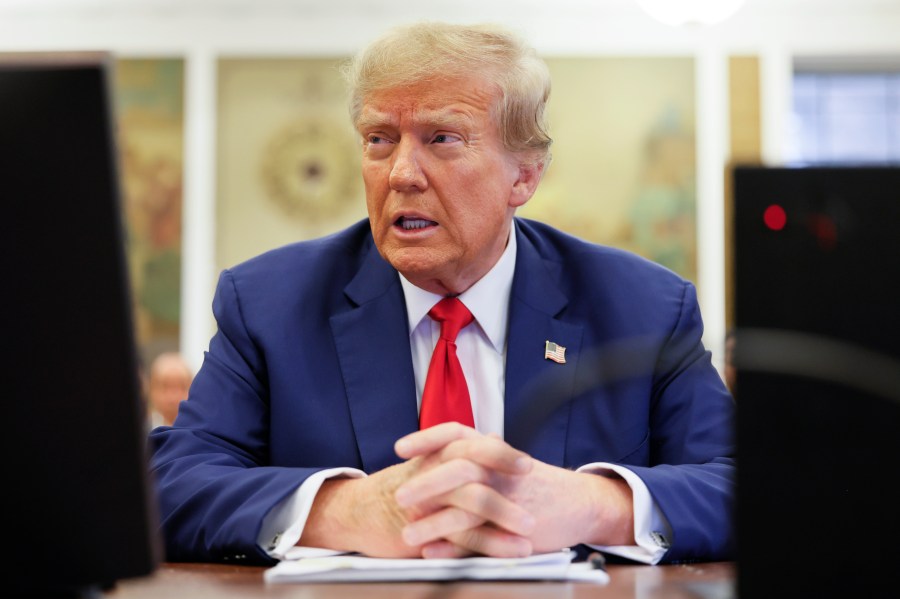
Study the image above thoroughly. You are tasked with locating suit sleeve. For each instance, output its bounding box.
[149,270,326,564]
[621,281,736,563]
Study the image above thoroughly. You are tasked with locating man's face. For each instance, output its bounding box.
[357,76,540,295]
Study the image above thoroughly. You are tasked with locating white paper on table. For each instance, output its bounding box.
[264,548,609,584]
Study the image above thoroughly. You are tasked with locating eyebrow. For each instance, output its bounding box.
[356,108,476,133]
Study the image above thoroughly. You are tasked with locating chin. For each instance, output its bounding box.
[387,255,438,278]
[383,247,443,277]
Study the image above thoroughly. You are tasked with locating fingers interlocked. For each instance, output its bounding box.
[392,423,537,558]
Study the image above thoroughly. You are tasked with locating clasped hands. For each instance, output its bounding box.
[301,422,635,558]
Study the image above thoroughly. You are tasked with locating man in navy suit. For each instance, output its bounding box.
[150,22,735,565]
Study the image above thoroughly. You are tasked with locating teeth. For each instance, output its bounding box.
[400,218,435,230]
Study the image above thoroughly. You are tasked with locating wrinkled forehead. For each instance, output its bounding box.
[355,76,502,130]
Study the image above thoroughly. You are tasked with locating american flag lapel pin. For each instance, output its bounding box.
[544,340,567,364]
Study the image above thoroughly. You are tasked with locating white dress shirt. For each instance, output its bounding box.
[259,223,672,563]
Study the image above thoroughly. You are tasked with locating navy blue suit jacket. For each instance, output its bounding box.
[150,218,735,565]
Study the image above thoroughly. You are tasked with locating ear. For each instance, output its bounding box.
[508,159,545,208]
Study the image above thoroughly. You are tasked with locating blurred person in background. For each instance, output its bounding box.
[148,351,193,428]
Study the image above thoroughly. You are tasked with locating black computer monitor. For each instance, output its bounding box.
[733,165,900,598]
[3,54,161,595]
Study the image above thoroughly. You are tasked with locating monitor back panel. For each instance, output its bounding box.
[3,55,161,594]
[733,166,900,598]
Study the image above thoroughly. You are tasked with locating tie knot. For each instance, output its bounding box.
[428,297,474,342]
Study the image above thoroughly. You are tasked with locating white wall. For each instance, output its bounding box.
[4,0,900,372]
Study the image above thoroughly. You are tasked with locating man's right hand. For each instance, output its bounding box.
[298,458,427,557]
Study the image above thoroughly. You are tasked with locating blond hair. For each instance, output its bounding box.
[343,22,552,164]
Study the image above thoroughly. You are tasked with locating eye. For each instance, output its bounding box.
[432,133,461,144]
[363,134,393,158]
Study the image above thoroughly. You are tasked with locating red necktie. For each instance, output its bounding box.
[419,297,475,429]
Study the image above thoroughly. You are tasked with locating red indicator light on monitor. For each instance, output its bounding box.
[763,204,787,231]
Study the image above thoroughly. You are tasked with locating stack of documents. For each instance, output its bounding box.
[264,548,608,584]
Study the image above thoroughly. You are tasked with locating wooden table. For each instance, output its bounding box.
[105,561,736,598]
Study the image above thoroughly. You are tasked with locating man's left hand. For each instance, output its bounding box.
[394,423,636,558]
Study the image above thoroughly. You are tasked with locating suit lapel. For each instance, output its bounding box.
[330,244,419,473]
[504,225,583,467]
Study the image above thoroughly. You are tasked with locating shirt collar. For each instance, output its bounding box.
[399,222,517,353]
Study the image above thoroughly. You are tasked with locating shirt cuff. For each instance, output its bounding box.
[257,467,366,560]
[576,462,672,565]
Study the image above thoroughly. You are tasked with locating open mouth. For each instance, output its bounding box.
[396,216,438,231]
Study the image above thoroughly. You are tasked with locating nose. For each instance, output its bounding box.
[388,139,427,192]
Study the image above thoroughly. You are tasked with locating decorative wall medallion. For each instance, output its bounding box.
[260,118,361,220]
